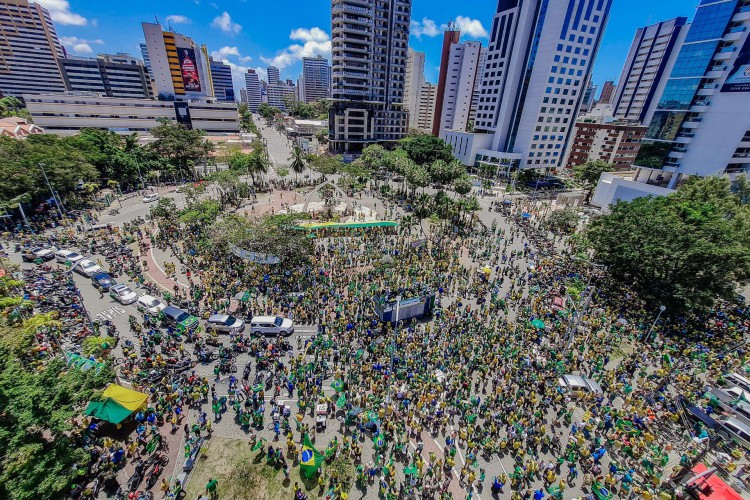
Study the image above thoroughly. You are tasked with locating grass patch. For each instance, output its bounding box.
[184,437,333,500]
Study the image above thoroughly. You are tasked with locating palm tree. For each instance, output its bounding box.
[288,146,307,184]
[82,183,100,198]
[400,215,416,236]
[123,133,139,153]
[246,150,270,187]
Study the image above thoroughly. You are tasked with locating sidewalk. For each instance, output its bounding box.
[140,232,191,293]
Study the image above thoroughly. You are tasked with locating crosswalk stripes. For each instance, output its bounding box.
[95,305,127,322]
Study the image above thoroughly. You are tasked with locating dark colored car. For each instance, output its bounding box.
[91,272,117,291]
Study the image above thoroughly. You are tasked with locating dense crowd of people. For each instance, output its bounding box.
[8,184,750,500]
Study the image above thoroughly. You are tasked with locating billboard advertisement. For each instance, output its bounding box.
[178,48,202,92]
[722,36,750,93]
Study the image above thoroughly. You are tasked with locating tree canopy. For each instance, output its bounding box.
[398,135,454,166]
[573,160,612,203]
[587,177,750,313]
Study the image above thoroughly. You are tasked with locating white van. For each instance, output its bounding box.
[717,417,750,450]
[558,374,603,396]
[249,316,294,337]
[724,373,750,393]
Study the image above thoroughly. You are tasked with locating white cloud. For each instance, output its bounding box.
[290,27,329,43]
[261,27,331,70]
[410,18,441,39]
[410,16,488,40]
[35,0,87,26]
[59,35,104,55]
[455,16,488,38]
[166,15,192,25]
[211,11,242,34]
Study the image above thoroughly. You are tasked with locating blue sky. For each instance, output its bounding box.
[44,0,694,97]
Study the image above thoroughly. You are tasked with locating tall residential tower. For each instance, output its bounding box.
[301,55,331,103]
[611,17,689,124]
[404,48,425,129]
[329,0,412,154]
[0,0,65,97]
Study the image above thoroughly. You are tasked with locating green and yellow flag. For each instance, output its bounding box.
[300,433,324,478]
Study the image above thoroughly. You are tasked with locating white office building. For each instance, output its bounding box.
[24,93,238,136]
[0,0,65,97]
[437,41,484,134]
[444,0,613,168]
[301,56,331,103]
[404,48,425,129]
[244,69,262,112]
[612,17,689,124]
[417,82,437,133]
[329,0,411,153]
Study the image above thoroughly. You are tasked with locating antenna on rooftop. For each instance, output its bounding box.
[447,19,457,32]
[154,15,159,24]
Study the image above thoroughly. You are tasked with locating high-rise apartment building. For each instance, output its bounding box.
[432,27,461,135]
[444,0,613,168]
[438,41,484,134]
[240,88,248,104]
[404,48,425,129]
[267,66,280,86]
[244,69,262,112]
[612,17,689,124]
[329,0,411,154]
[267,83,296,111]
[142,22,212,100]
[209,57,235,102]
[417,82,437,133]
[565,120,646,169]
[301,55,331,103]
[598,80,616,104]
[60,53,152,99]
[0,0,65,97]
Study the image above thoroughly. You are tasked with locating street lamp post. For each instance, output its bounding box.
[644,305,666,344]
[65,261,97,334]
[38,163,65,220]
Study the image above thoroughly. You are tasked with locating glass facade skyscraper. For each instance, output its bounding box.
[638,0,742,168]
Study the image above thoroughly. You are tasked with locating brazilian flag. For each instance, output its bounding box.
[373,434,386,450]
[300,433,324,478]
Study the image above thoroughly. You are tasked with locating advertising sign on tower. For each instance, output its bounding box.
[178,48,202,92]
[722,36,750,93]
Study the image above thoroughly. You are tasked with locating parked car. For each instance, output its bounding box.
[55,249,85,265]
[91,272,117,291]
[136,294,167,315]
[206,314,245,333]
[75,259,102,277]
[142,192,160,203]
[109,284,137,305]
[249,315,294,337]
[160,305,199,332]
[21,246,56,262]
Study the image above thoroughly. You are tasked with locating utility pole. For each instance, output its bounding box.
[386,296,401,409]
[38,163,64,220]
[134,157,146,192]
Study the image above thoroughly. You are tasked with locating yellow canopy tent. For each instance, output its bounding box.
[84,384,148,424]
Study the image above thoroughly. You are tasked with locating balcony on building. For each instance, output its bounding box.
[733,5,750,22]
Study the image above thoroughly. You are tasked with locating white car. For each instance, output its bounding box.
[109,284,137,305]
[55,249,85,265]
[136,294,167,314]
[75,259,102,277]
[142,192,160,203]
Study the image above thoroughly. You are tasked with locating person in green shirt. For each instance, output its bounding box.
[206,477,218,498]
